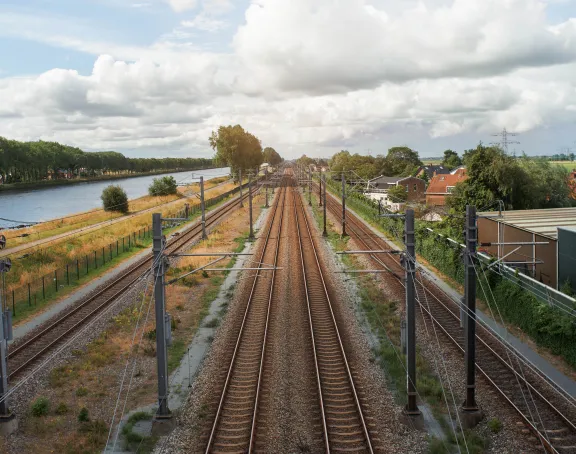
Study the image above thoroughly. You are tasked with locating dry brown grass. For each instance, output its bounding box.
[2,176,231,248]
[5,190,265,454]
[6,180,238,291]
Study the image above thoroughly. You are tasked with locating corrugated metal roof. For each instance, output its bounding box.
[478,207,576,239]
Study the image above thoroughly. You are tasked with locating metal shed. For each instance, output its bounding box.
[477,207,576,289]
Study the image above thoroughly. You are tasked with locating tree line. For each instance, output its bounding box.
[0,136,214,184]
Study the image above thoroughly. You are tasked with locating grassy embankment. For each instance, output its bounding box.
[8,194,265,454]
[307,192,491,454]
[7,178,238,324]
[2,177,231,249]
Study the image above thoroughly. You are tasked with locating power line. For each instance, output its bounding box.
[491,127,520,155]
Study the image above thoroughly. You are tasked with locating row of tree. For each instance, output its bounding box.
[448,145,575,220]
[0,137,214,184]
[209,125,283,175]
[329,147,424,179]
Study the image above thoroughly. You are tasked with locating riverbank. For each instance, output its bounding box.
[0,168,217,193]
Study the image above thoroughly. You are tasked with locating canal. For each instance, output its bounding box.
[0,168,230,228]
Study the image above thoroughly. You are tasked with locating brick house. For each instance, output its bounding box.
[425,171,468,206]
[366,175,426,207]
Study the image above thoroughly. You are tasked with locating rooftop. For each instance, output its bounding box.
[479,207,576,239]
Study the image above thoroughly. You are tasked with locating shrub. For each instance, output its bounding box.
[76,387,88,397]
[101,185,129,213]
[31,397,50,417]
[488,417,503,433]
[55,402,69,415]
[148,176,178,196]
[78,407,90,422]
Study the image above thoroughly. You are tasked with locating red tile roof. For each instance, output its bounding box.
[426,171,468,194]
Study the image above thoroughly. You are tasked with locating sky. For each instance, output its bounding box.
[0,0,576,160]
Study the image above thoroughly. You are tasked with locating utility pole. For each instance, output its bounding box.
[0,255,14,428]
[152,214,171,420]
[308,167,312,206]
[239,168,244,208]
[200,176,207,240]
[461,205,483,426]
[265,181,269,208]
[322,173,328,237]
[404,209,420,417]
[341,172,347,236]
[248,174,254,240]
[319,169,323,207]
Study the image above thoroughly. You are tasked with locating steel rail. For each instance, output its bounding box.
[295,186,374,453]
[205,179,286,453]
[320,188,576,453]
[7,186,258,379]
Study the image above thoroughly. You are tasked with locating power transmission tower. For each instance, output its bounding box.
[491,128,520,154]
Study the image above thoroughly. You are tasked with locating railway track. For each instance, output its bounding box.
[318,185,576,453]
[204,173,379,453]
[293,183,377,453]
[7,187,259,381]
[204,177,287,453]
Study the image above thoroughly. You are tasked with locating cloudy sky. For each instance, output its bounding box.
[1,0,575,160]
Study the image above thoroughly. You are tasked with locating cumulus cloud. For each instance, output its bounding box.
[233,0,576,94]
[1,0,576,157]
[164,0,198,12]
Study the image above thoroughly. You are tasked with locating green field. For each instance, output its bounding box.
[549,160,576,171]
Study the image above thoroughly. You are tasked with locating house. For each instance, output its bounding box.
[416,165,451,180]
[425,171,467,206]
[365,175,426,209]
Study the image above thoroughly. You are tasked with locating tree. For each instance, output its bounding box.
[386,146,422,176]
[209,125,263,175]
[101,185,129,213]
[148,176,178,196]
[388,184,408,202]
[263,147,283,166]
[442,149,462,169]
[447,146,574,229]
[297,154,316,168]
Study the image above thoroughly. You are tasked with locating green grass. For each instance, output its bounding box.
[121,411,157,453]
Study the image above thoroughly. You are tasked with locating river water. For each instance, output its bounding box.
[0,167,230,228]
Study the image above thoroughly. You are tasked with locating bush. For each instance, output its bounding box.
[31,397,50,417]
[76,387,88,397]
[55,402,69,415]
[78,407,90,422]
[148,176,178,196]
[488,417,503,433]
[101,185,129,213]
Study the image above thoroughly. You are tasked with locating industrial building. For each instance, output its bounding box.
[477,207,576,290]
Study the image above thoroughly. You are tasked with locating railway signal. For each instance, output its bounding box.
[341,172,347,237]
[248,173,254,240]
[322,173,327,237]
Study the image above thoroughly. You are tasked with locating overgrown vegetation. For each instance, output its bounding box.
[31,397,50,417]
[324,179,576,369]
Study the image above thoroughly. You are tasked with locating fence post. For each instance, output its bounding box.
[12,291,15,317]
[86,256,89,274]
[129,235,131,249]
[42,277,45,300]
[94,251,97,268]
[66,264,70,286]
[116,241,119,256]
[110,244,112,260]
[123,237,125,251]
[102,247,105,265]
[55,270,58,292]
[77,260,80,280]
[28,284,31,307]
